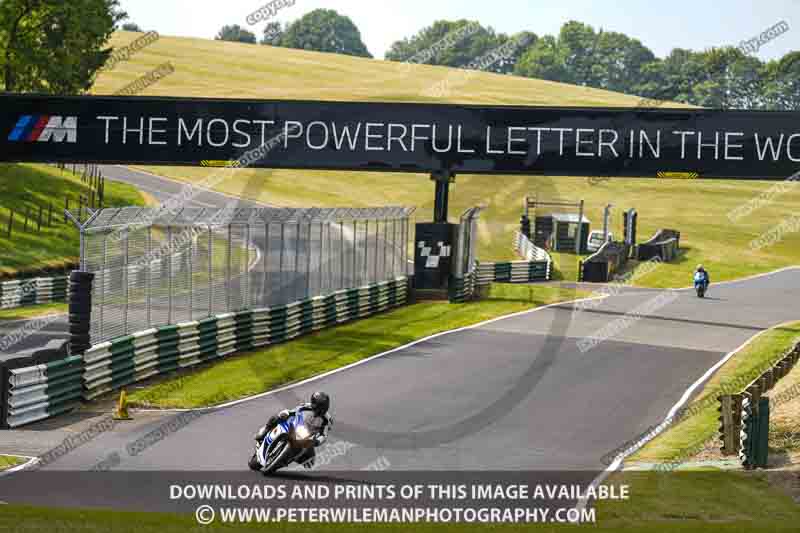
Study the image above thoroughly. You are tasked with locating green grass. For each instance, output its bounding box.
[0,163,150,277]
[129,284,588,408]
[88,32,800,287]
[0,302,68,321]
[0,455,25,471]
[1,471,798,532]
[597,470,800,527]
[628,321,800,464]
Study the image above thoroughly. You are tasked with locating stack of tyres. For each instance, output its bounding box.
[69,271,94,355]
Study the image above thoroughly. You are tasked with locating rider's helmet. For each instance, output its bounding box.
[697,264,704,271]
[310,392,330,415]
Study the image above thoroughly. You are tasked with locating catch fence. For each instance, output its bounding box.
[70,206,414,344]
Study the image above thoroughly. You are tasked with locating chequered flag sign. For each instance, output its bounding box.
[418,241,451,268]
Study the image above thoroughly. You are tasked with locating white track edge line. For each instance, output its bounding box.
[575,318,799,514]
[135,294,609,413]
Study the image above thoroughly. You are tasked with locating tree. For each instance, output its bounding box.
[0,0,125,94]
[281,9,371,58]
[261,21,283,46]
[215,24,257,44]
[762,52,800,110]
[122,22,142,32]
[384,20,533,72]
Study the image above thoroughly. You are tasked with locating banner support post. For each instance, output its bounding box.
[432,170,455,223]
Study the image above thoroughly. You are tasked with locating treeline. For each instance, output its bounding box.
[233,11,797,110]
[385,19,799,110]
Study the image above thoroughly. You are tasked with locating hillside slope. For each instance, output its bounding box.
[92,32,798,286]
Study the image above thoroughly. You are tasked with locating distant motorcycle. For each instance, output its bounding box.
[694,272,708,298]
[248,411,317,474]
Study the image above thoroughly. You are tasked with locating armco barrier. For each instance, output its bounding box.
[637,229,680,262]
[82,277,409,401]
[2,354,83,429]
[717,342,800,466]
[0,276,68,310]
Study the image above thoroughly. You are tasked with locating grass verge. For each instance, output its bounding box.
[128,284,588,408]
[0,303,68,321]
[627,321,800,465]
[0,163,148,278]
[597,470,800,528]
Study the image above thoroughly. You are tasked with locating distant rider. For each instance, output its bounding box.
[694,264,710,288]
[255,391,333,469]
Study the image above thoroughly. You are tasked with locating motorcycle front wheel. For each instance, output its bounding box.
[263,439,294,474]
[248,452,260,471]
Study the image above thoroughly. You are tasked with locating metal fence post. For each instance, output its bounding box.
[245,223,251,310]
[279,223,286,302]
[147,226,152,327]
[188,227,194,321]
[226,224,232,312]
[100,230,108,340]
[364,220,370,285]
[123,227,130,335]
[305,221,312,299]
[340,221,345,290]
[268,222,269,307]
[383,218,389,281]
[167,226,173,324]
[208,226,213,317]
[319,222,325,295]
[353,220,358,287]
[374,220,380,283]
[294,222,301,301]
[392,218,398,277]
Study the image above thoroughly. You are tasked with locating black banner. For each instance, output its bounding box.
[1,94,799,178]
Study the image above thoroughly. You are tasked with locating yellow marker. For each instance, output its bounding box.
[113,389,132,420]
[200,160,241,168]
[657,171,699,179]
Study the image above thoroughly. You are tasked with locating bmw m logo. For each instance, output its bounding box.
[8,115,78,143]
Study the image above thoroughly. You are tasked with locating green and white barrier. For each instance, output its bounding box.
[4,356,84,428]
[0,276,68,309]
[476,233,551,285]
[83,277,408,400]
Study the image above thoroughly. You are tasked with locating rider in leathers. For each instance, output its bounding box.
[255,392,333,469]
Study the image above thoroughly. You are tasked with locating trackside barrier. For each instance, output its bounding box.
[578,241,631,282]
[3,354,83,428]
[0,277,408,428]
[637,229,680,262]
[717,342,800,467]
[0,276,68,309]
[474,232,552,285]
[82,277,409,400]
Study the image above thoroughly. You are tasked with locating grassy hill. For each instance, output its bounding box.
[91,32,800,286]
[0,164,150,278]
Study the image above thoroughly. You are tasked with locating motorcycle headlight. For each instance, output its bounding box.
[295,426,311,440]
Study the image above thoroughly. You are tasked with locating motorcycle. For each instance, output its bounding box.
[248,412,317,474]
[694,272,708,298]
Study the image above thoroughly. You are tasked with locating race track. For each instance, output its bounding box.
[12,266,798,478]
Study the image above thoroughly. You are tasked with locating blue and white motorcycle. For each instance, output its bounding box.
[694,271,708,298]
[248,412,317,474]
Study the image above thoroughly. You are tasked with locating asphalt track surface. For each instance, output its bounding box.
[2,267,796,472]
[2,166,799,511]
